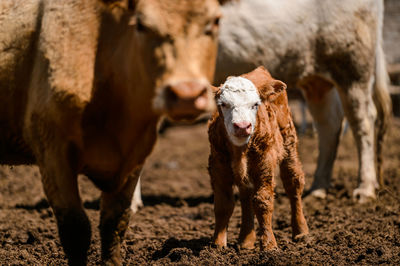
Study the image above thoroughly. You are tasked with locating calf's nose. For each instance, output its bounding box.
[233,122,252,137]
[165,81,211,120]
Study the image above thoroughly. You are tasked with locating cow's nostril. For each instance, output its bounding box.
[162,81,212,120]
[194,87,208,108]
[165,85,179,106]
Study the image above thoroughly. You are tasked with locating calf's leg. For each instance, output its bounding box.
[253,176,277,250]
[211,178,234,248]
[238,185,256,249]
[279,149,309,240]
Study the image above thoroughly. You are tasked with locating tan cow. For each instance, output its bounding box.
[0,0,223,264]
[208,67,309,250]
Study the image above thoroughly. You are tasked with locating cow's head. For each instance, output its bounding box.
[127,0,229,121]
[214,66,286,146]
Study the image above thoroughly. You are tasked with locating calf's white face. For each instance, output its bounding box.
[217,77,261,146]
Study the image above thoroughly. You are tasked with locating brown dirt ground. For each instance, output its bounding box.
[1,118,400,265]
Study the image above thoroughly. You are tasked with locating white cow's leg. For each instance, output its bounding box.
[304,87,344,198]
[337,79,377,203]
[299,99,308,135]
[130,175,143,213]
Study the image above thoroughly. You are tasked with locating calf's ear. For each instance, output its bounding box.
[211,85,220,94]
[260,79,287,102]
[267,80,287,101]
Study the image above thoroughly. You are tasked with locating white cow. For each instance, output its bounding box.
[131,0,391,212]
[214,0,391,202]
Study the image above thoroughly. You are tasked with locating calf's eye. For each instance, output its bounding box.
[220,102,227,108]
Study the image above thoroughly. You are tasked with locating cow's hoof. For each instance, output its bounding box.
[353,187,376,203]
[309,188,327,199]
[130,201,143,214]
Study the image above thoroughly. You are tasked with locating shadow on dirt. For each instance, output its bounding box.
[15,198,49,210]
[13,194,214,211]
[152,237,210,260]
[142,194,213,207]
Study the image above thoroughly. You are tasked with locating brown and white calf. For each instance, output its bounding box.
[0,0,224,264]
[208,67,309,250]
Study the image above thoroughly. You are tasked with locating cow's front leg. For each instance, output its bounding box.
[37,146,90,266]
[100,171,139,265]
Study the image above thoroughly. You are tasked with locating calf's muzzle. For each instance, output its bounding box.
[233,122,252,137]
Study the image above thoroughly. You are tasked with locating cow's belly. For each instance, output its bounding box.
[81,133,122,177]
[80,120,158,192]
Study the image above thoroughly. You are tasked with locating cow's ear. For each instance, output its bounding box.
[264,80,287,102]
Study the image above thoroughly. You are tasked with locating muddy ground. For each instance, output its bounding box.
[1,1,400,265]
[0,118,399,265]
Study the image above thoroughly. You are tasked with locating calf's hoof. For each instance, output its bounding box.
[103,258,122,266]
[238,231,256,250]
[259,236,277,251]
[260,243,278,251]
[211,242,227,250]
[211,238,227,249]
[293,232,309,242]
[238,241,255,250]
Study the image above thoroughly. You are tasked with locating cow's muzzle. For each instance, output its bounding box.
[163,81,214,121]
